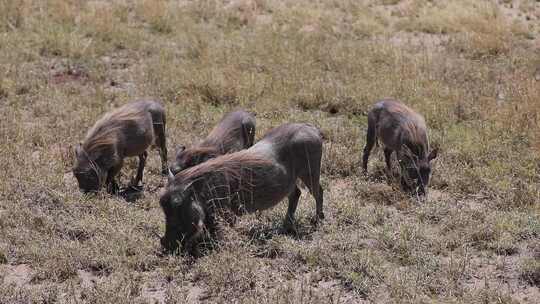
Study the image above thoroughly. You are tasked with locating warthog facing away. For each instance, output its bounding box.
[73,100,168,193]
[362,99,438,195]
[170,110,255,175]
[160,123,324,254]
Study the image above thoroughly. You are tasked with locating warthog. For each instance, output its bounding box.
[170,110,255,175]
[73,100,168,193]
[160,123,324,254]
[362,99,438,195]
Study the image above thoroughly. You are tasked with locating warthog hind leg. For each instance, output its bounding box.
[299,167,324,224]
[362,113,377,173]
[153,121,168,175]
[283,186,301,233]
[130,151,148,188]
[310,185,324,225]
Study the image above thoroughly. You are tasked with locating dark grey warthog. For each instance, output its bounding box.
[170,110,255,175]
[160,123,324,254]
[73,100,168,193]
[362,99,438,195]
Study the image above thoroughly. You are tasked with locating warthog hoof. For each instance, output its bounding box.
[119,185,144,202]
[282,218,298,235]
[107,182,119,195]
[310,213,325,226]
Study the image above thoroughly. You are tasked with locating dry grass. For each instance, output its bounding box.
[1,0,539,303]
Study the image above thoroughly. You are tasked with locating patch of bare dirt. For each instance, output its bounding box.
[387,32,450,52]
[462,247,540,304]
[1,264,34,287]
[50,67,88,85]
[499,0,540,40]
[139,280,167,304]
[427,189,451,202]
[77,269,102,289]
[63,172,77,189]
[277,272,368,304]
[512,286,540,304]
[330,177,356,194]
[186,284,207,303]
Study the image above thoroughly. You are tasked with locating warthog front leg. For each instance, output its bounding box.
[384,148,393,176]
[106,174,119,194]
[105,160,123,194]
[362,145,373,173]
[362,115,377,173]
[106,165,122,194]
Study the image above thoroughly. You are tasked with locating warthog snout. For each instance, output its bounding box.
[417,184,427,196]
[160,228,201,255]
[160,221,184,253]
[160,235,179,253]
[73,170,101,193]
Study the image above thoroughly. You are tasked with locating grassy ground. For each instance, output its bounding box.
[1,0,539,303]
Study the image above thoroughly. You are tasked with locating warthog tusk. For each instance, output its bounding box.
[167,168,175,184]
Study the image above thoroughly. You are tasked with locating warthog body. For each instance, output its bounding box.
[160,123,324,254]
[170,110,256,175]
[73,100,168,193]
[362,99,438,195]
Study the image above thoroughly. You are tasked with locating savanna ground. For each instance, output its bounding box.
[1,0,539,303]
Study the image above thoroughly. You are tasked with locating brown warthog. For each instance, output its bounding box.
[362,99,438,195]
[160,123,324,254]
[73,100,168,193]
[170,110,255,175]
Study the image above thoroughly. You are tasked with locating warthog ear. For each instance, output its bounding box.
[176,145,186,154]
[428,148,439,161]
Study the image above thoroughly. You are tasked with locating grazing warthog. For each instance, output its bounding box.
[73,100,168,193]
[362,99,438,196]
[170,110,255,175]
[160,123,324,254]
